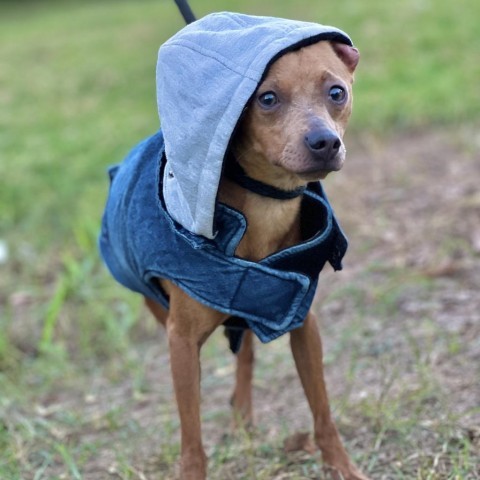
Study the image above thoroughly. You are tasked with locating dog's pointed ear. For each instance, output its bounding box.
[332,42,360,73]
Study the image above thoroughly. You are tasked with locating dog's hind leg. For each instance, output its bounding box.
[230,329,255,428]
[290,312,369,480]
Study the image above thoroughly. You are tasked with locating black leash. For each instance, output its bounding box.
[174,0,196,24]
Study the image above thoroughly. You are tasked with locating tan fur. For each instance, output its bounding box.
[146,41,368,480]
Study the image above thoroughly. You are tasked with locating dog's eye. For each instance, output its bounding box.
[258,91,279,109]
[328,86,347,104]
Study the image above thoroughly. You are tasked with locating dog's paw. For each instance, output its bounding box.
[324,463,371,480]
[283,431,316,454]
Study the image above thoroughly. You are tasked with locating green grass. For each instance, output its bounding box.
[1,0,479,478]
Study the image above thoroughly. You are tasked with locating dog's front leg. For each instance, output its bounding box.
[166,285,226,480]
[168,324,207,479]
[290,312,369,480]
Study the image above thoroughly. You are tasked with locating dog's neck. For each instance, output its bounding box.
[223,155,306,200]
[218,159,304,262]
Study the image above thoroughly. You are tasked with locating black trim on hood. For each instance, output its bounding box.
[260,31,353,86]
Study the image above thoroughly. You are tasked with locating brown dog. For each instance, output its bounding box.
[144,40,367,479]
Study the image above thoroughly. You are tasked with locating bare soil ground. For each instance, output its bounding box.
[9,127,480,479]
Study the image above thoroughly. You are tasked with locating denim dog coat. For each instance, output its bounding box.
[99,13,352,348]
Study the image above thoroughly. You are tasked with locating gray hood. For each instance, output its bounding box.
[156,12,352,238]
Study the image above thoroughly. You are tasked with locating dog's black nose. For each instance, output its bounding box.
[305,128,341,160]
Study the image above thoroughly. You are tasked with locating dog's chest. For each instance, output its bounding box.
[233,198,302,262]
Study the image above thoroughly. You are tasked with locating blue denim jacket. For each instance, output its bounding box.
[99,131,347,344]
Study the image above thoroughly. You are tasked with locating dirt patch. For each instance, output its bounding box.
[324,125,480,413]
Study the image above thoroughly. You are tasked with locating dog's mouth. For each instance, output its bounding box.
[296,156,345,180]
[299,169,332,180]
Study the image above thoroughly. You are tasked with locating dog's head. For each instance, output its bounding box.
[233,41,359,187]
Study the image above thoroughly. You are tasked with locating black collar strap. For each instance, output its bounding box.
[223,155,306,200]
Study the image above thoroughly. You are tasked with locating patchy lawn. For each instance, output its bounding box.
[1,0,479,478]
[1,126,479,479]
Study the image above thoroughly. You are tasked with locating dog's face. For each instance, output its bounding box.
[234,41,359,185]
